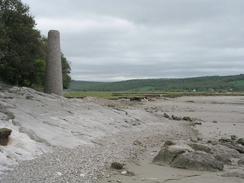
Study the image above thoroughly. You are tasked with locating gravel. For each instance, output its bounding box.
[1,122,195,183]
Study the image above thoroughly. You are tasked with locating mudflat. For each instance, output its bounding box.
[100,96,244,183]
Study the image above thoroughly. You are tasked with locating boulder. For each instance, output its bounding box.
[153,144,193,165]
[0,128,12,146]
[219,138,232,143]
[130,97,143,102]
[191,121,202,126]
[188,143,212,153]
[171,151,224,171]
[222,171,244,179]
[111,162,124,170]
[231,135,238,141]
[133,140,143,146]
[121,170,135,176]
[238,157,244,166]
[220,142,244,154]
[164,140,176,147]
[163,113,171,119]
[207,140,218,145]
[183,116,193,122]
[211,144,240,164]
[237,138,244,146]
[171,115,181,121]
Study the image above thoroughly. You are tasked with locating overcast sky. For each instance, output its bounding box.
[22,0,244,81]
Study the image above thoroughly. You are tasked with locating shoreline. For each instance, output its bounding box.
[0,87,244,182]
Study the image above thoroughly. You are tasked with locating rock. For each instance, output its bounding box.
[231,135,238,141]
[121,170,135,176]
[164,140,176,147]
[133,140,143,146]
[183,116,193,122]
[212,120,218,123]
[191,121,202,126]
[238,157,244,166]
[56,172,62,176]
[211,144,240,164]
[111,162,124,170]
[130,97,142,102]
[197,137,203,141]
[221,142,244,154]
[237,138,244,146]
[171,151,224,171]
[207,140,218,145]
[153,144,193,165]
[25,94,34,100]
[0,128,12,146]
[163,113,170,119]
[188,143,212,153]
[222,171,244,179]
[190,137,198,143]
[171,115,181,121]
[219,138,232,143]
[0,104,15,120]
[121,170,127,175]
[0,128,12,138]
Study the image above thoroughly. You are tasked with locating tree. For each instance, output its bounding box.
[33,53,72,89]
[0,0,43,86]
[0,0,71,89]
[36,37,71,89]
[61,54,71,89]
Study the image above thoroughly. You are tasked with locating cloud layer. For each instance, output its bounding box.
[23,0,244,81]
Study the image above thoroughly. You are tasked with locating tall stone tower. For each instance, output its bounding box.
[45,30,63,96]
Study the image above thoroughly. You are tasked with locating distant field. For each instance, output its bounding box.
[64,91,244,100]
[66,74,244,99]
[69,74,244,93]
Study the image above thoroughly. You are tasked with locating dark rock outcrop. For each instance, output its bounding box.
[111,162,124,170]
[237,138,244,146]
[238,157,244,166]
[0,128,12,146]
[171,151,224,171]
[188,143,212,153]
[171,115,182,121]
[183,116,193,122]
[153,144,193,165]
[163,113,171,119]
[211,144,240,164]
[222,171,244,179]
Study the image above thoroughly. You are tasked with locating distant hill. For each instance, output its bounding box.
[69,74,244,92]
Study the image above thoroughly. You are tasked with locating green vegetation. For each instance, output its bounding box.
[66,75,244,99]
[0,0,71,89]
[69,75,244,92]
[65,91,244,100]
[65,92,161,100]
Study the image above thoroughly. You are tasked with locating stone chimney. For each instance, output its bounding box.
[45,30,63,96]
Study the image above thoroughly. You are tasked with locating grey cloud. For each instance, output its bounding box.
[22,0,244,81]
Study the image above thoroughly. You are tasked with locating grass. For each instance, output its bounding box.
[64,91,158,100]
[64,91,244,100]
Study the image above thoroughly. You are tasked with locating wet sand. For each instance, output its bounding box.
[100,96,244,183]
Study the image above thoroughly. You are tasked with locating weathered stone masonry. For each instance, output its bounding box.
[45,30,63,96]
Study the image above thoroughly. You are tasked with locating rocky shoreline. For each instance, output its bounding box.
[0,86,244,182]
[101,136,244,183]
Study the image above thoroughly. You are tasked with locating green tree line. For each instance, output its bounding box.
[70,75,244,92]
[0,0,71,89]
